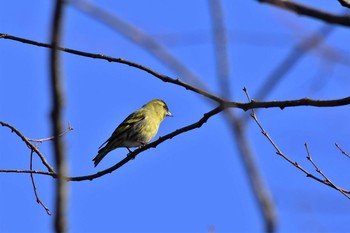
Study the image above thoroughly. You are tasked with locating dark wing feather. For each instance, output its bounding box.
[98,109,146,149]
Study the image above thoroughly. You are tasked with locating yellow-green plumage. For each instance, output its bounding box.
[92,99,172,167]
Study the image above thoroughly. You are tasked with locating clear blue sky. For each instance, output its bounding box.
[1,1,350,232]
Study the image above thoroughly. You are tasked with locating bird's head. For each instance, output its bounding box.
[144,99,173,120]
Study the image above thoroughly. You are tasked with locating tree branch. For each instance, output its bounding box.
[28,123,73,143]
[305,143,350,199]
[209,1,276,231]
[209,0,231,99]
[0,120,55,172]
[230,96,350,110]
[335,143,350,159]
[0,33,222,103]
[2,33,350,111]
[1,106,223,181]
[338,0,350,8]
[258,0,350,27]
[244,87,350,198]
[30,149,51,215]
[50,0,67,232]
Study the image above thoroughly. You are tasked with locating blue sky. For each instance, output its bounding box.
[1,1,350,232]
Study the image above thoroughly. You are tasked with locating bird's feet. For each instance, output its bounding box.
[126,148,136,159]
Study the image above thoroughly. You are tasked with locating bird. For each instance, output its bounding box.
[92,99,172,167]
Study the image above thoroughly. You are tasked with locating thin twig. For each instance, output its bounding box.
[30,149,51,215]
[335,143,350,159]
[305,143,350,199]
[0,120,55,172]
[0,169,56,176]
[28,123,73,143]
[244,87,350,198]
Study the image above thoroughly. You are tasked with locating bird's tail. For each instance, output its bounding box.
[92,147,109,167]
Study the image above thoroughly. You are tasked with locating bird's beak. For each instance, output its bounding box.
[166,111,173,117]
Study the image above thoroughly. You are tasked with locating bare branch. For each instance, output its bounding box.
[335,143,350,159]
[244,87,350,198]
[28,123,73,143]
[258,0,350,27]
[2,33,350,111]
[30,149,51,215]
[0,106,224,181]
[224,110,277,233]
[0,33,222,103]
[338,0,350,8]
[231,96,350,110]
[2,89,349,202]
[0,120,55,172]
[305,143,350,199]
[0,169,56,176]
[209,1,276,231]
[50,0,67,231]
[68,105,224,181]
[209,0,231,99]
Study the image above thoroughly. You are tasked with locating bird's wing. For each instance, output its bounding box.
[98,109,146,149]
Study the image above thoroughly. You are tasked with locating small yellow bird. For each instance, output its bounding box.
[93,99,172,167]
